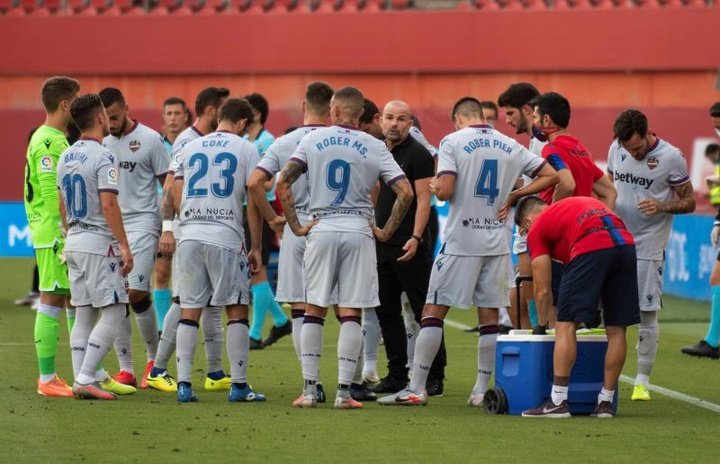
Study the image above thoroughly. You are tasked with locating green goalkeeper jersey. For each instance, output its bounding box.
[24,125,68,249]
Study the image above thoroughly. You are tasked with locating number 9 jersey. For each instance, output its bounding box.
[174,131,260,252]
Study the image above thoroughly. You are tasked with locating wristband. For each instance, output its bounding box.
[162,220,174,233]
[411,234,423,243]
[714,221,720,227]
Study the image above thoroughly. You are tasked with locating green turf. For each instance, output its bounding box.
[1,258,719,463]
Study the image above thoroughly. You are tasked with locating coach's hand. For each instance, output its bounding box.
[159,231,176,256]
[712,225,720,247]
[397,237,419,262]
[120,244,134,276]
[249,248,262,275]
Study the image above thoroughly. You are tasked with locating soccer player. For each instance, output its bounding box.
[517,196,641,418]
[57,93,134,400]
[278,86,414,409]
[100,88,169,388]
[480,100,499,127]
[378,97,558,407]
[149,87,232,392]
[247,81,334,400]
[24,76,80,397]
[607,109,695,400]
[173,98,266,403]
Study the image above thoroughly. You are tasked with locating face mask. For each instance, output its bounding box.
[532,125,548,142]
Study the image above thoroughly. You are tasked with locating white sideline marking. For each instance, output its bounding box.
[444,317,720,414]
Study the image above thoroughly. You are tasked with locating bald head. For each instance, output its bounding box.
[382,100,413,146]
[330,86,365,126]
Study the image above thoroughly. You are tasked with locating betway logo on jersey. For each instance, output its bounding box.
[119,161,137,172]
[614,171,654,189]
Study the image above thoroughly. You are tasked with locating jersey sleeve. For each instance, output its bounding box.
[379,146,406,186]
[516,144,546,178]
[289,137,309,172]
[667,149,691,187]
[151,135,170,177]
[97,150,119,193]
[542,144,568,172]
[606,143,617,175]
[436,137,457,177]
[256,139,282,179]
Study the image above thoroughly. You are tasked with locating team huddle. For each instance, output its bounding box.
[25,76,696,416]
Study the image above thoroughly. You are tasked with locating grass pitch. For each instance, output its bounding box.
[0,258,718,463]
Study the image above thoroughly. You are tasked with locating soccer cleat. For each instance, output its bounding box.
[37,376,74,398]
[467,393,485,407]
[205,374,232,391]
[15,291,39,307]
[146,370,178,393]
[113,370,137,387]
[680,340,720,359]
[368,376,407,394]
[228,383,267,402]
[177,382,198,403]
[521,399,570,418]
[262,320,292,347]
[100,377,137,395]
[350,383,377,401]
[291,393,317,408]
[377,388,429,406]
[73,381,118,400]
[334,395,364,410]
[591,401,614,418]
[426,377,444,397]
[631,384,651,401]
[316,383,326,403]
[249,337,264,350]
[140,361,154,389]
[361,372,380,385]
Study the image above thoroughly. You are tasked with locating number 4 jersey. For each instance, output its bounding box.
[57,138,121,255]
[174,131,260,252]
[437,124,545,256]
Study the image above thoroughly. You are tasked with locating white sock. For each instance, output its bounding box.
[338,316,362,387]
[155,302,180,371]
[408,318,443,393]
[353,339,365,384]
[76,304,125,385]
[301,315,324,383]
[226,320,249,384]
[202,307,224,374]
[362,308,380,376]
[472,326,498,396]
[291,308,305,362]
[95,368,109,382]
[113,312,134,374]
[598,388,615,404]
[636,311,659,386]
[551,384,569,406]
[134,302,159,361]
[401,294,420,370]
[70,306,95,379]
[176,320,199,384]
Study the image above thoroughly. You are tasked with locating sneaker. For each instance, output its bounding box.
[262,320,292,347]
[229,383,267,402]
[205,374,232,391]
[316,383,326,404]
[591,401,614,418]
[334,395,363,409]
[361,372,381,385]
[100,377,137,395]
[680,340,720,359]
[521,399,570,418]
[37,376,74,398]
[72,381,118,400]
[367,376,406,394]
[631,384,651,401]
[112,370,137,387]
[15,291,39,307]
[146,370,177,393]
[350,383,377,401]
[140,361,154,389]
[467,393,484,407]
[426,377,444,397]
[377,388,428,406]
[177,382,198,403]
[291,393,317,408]
[249,337,264,350]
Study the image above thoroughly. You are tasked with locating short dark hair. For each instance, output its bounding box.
[514,196,546,228]
[710,102,720,118]
[480,100,499,117]
[70,94,104,131]
[163,96,187,109]
[410,114,422,130]
[705,143,720,156]
[333,86,365,119]
[360,98,380,124]
[613,109,648,143]
[497,82,540,109]
[245,93,270,125]
[531,92,571,128]
[305,81,334,115]
[98,87,125,108]
[452,97,483,120]
[218,98,255,125]
[41,76,80,112]
[195,87,230,117]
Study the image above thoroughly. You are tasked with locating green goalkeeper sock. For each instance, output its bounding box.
[35,305,62,381]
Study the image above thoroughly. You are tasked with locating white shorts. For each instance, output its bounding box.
[426,254,510,309]
[512,227,527,255]
[171,242,181,298]
[176,240,250,308]
[276,223,306,304]
[637,259,663,311]
[303,231,378,308]
[127,231,158,293]
[66,250,129,308]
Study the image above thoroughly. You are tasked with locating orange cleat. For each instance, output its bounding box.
[113,370,137,387]
[141,361,154,389]
[72,382,118,401]
[37,376,74,398]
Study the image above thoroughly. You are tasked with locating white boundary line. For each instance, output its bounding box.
[444,317,720,414]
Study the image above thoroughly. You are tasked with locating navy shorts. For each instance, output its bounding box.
[557,245,641,327]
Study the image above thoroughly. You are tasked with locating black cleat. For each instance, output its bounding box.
[368,376,407,394]
[316,383,326,403]
[350,383,377,401]
[464,325,480,333]
[680,340,719,359]
[249,337,264,350]
[426,377,444,397]
[262,320,292,347]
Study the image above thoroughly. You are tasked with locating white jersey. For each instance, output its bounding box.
[57,138,120,256]
[170,125,204,174]
[289,125,405,235]
[103,121,168,233]
[607,137,690,260]
[410,126,437,157]
[437,124,545,257]
[256,124,324,215]
[175,131,260,253]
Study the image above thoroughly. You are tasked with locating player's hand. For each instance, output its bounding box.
[712,225,720,247]
[429,177,438,196]
[248,248,262,275]
[397,237,419,262]
[373,226,390,242]
[268,215,286,234]
[120,244,134,276]
[637,198,661,215]
[292,219,317,237]
[497,194,516,223]
[158,230,176,256]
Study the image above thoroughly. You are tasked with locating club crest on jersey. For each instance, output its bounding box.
[107,167,118,185]
[129,140,141,153]
[40,156,53,172]
[647,156,659,170]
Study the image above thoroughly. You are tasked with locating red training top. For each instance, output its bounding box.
[539,134,604,205]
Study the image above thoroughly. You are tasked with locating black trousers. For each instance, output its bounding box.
[376,241,446,382]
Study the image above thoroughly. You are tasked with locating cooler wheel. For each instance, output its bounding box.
[483,388,508,415]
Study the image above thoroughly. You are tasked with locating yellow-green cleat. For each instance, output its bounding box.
[631,384,651,401]
[146,371,178,393]
[205,375,232,391]
[100,376,137,395]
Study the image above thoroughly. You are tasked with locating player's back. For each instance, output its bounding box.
[176,131,260,252]
[539,134,602,204]
[170,125,204,174]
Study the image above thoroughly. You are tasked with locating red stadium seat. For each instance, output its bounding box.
[0,0,15,14]
[271,0,299,12]
[196,0,228,13]
[521,0,549,9]
[303,0,343,12]
[495,0,525,9]
[106,0,145,14]
[42,0,62,13]
[235,0,273,13]
[364,0,387,11]
[387,0,411,8]
[338,0,363,11]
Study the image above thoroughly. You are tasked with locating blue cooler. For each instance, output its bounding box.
[484,330,618,415]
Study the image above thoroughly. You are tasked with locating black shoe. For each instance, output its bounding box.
[680,340,720,359]
[316,384,326,403]
[499,325,513,335]
[249,337,264,350]
[464,325,480,333]
[350,383,377,401]
[367,376,407,394]
[262,320,292,347]
[426,377,444,397]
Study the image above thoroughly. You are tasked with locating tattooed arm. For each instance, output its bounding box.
[638,181,695,215]
[373,178,414,242]
[277,160,314,236]
[158,172,177,256]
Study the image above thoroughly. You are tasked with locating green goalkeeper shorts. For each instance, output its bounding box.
[36,240,70,294]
